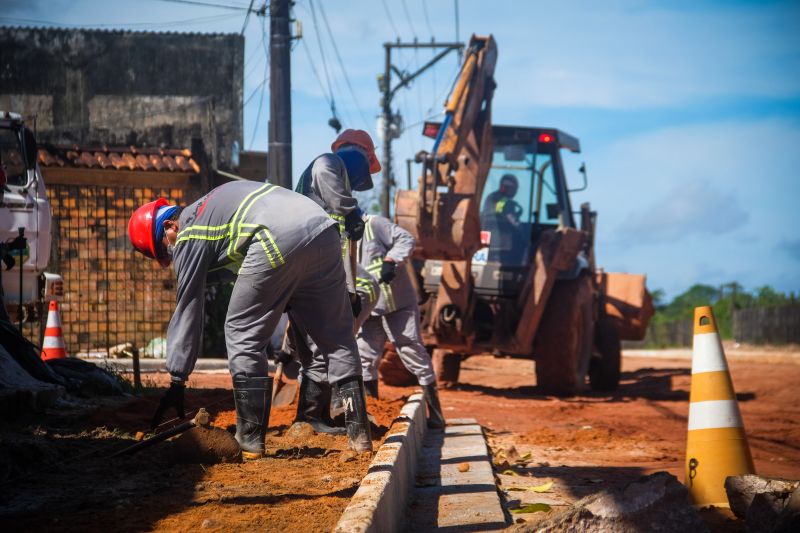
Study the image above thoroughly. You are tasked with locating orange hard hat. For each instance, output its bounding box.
[331,129,381,174]
[128,198,170,267]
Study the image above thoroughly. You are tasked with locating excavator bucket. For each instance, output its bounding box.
[597,272,654,341]
[395,34,498,261]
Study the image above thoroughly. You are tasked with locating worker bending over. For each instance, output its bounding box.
[358,214,445,428]
[128,181,373,458]
[290,129,381,433]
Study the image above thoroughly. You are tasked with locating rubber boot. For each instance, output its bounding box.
[337,375,373,453]
[233,376,272,460]
[422,384,446,429]
[295,377,345,435]
[364,379,379,399]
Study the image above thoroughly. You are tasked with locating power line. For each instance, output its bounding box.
[421,0,434,38]
[0,12,242,29]
[240,0,257,35]
[299,29,335,112]
[381,0,401,38]
[151,0,257,11]
[249,15,270,149]
[316,0,372,131]
[308,0,339,124]
[400,0,417,39]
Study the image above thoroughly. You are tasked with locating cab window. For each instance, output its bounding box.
[0,129,26,186]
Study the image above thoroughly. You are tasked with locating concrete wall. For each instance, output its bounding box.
[0,27,243,170]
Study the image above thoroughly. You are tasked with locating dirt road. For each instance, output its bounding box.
[379,347,800,524]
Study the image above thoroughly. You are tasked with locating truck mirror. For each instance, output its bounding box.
[23,127,37,170]
[568,162,588,193]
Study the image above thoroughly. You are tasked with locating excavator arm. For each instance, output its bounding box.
[394,35,497,347]
[395,34,497,260]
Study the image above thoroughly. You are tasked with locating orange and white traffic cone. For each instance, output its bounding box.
[41,300,67,360]
[685,305,755,507]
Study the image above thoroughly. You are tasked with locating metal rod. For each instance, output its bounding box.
[109,408,209,458]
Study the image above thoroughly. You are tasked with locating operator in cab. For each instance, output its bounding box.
[482,174,523,227]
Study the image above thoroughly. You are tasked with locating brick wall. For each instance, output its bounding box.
[47,183,201,354]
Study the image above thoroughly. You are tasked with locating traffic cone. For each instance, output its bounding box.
[41,300,67,360]
[685,305,754,507]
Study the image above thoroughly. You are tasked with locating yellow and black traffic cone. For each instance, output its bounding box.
[685,305,755,507]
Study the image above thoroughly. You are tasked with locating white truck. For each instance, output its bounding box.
[0,111,62,326]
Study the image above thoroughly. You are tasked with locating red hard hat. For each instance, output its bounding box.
[331,129,381,174]
[128,198,169,266]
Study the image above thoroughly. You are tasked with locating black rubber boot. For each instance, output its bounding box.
[233,376,272,460]
[295,377,346,435]
[422,384,446,429]
[364,379,379,399]
[336,375,373,453]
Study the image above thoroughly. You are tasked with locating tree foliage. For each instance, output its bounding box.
[647,283,796,344]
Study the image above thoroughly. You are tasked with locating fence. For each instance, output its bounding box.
[46,183,191,356]
[632,304,800,348]
[733,304,800,345]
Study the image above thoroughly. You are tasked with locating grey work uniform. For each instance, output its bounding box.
[357,215,436,386]
[293,153,366,382]
[289,263,380,382]
[166,180,360,383]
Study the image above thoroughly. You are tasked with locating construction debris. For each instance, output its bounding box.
[725,475,800,532]
[508,472,707,532]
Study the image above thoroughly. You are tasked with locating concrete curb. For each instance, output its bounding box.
[334,391,426,533]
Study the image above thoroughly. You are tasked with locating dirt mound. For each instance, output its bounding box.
[168,426,242,464]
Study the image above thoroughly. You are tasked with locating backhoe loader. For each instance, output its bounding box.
[393,35,652,394]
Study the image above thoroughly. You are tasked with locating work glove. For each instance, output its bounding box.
[379,260,397,284]
[344,210,365,241]
[150,381,186,430]
[350,292,362,318]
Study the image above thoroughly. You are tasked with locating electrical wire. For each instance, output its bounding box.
[381,0,401,39]
[316,0,372,132]
[300,30,335,114]
[0,12,242,29]
[421,0,434,38]
[401,0,418,39]
[151,0,256,11]
[240,0,257,35]
[248,15,270,149]
[307,0,340,125]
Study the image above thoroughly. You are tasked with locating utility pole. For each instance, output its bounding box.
[268,0,292,188]
[378,40,463,217]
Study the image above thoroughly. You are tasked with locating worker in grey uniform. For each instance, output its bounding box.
[285,262,380,432]
[358,214,446,429]
[127,180,373,457]
[290,129,382,434]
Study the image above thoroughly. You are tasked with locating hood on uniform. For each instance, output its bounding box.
[154,205,179,247]
[337,149,373,191]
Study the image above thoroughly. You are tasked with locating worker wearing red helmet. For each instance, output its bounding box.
[128,181,374,458]
[288,129,382,434]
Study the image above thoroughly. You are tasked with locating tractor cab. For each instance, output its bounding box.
[420,122,583,299]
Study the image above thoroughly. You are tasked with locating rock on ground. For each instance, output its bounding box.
[725,474,799,518]
[509,472,708,533]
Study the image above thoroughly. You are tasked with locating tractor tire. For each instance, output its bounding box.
[533,275,594,395]
[432,349,461,388]
[589,319,622,391]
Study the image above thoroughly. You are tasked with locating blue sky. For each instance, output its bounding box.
[3,0,799,298]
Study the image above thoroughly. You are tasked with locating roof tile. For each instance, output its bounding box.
[37,144,201,174]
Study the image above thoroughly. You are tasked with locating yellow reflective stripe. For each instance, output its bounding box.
[495,198,507,213]
[227,184,273,262]
[176,233,227,244]
[232,185,279,260]
[255,232,277,268]
[364,216,374,242]
[262,228,285,265]
[330,213,345,222]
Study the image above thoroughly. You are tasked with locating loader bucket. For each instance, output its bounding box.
[596,272,654,341]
